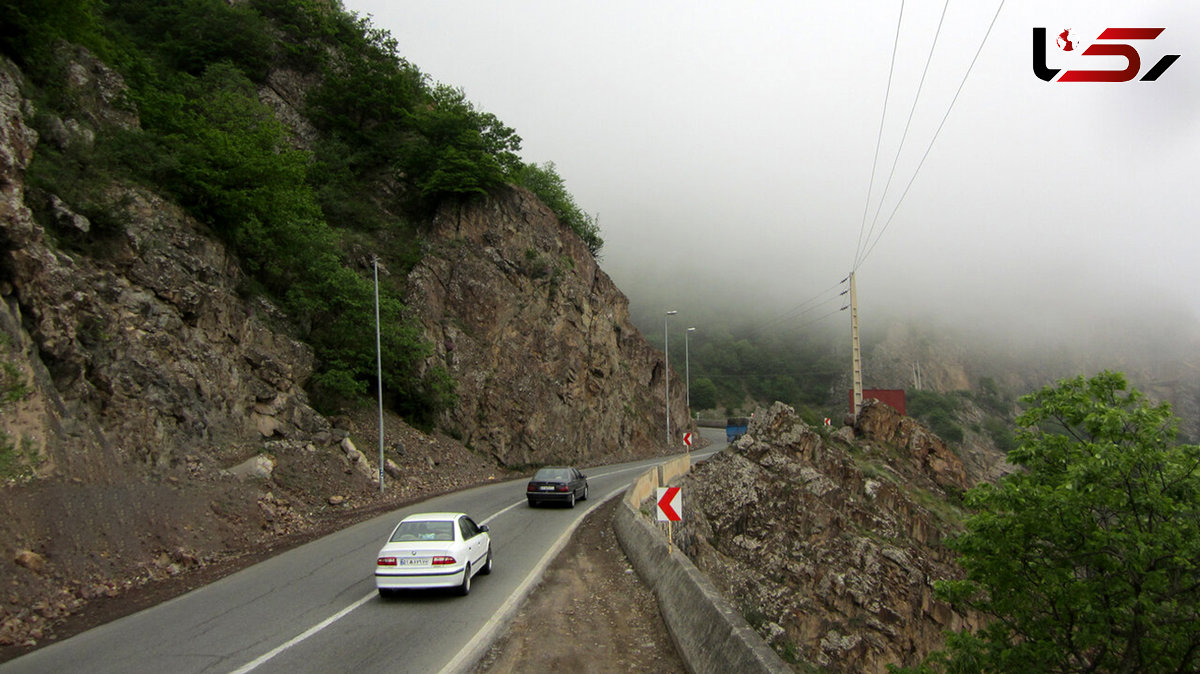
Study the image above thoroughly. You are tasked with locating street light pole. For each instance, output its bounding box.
[685,327,696,412]
[373,256,384,493]
[664,310,677,446]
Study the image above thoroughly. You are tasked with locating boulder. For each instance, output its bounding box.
[14,550,45,574]
[226,454,274,481]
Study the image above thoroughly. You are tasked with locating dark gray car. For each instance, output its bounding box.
[525,466,588,507]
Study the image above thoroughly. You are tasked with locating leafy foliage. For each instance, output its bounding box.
[690,377,718,410]
[0,0,108,73]
[104,0,273,80]
[900,371,1200,673]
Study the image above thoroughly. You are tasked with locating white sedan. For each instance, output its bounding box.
[375,512,493,596]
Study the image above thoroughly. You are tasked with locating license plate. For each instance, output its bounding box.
[399,557,428,566]
[539,485,556,491]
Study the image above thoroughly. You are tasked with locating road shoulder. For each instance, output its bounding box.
[471,497,686,673]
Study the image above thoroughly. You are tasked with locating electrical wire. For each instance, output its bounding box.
[855,0,1007,271]
[853,0,906,269]
[736,278,848,341]
[856,0,951,270]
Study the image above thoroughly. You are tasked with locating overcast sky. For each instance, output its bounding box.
[342,0,1200,348]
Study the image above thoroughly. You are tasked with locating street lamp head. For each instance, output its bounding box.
[687,327,696,332]
[666,310,678,316]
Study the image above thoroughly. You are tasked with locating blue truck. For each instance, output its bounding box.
[725,417,749,444]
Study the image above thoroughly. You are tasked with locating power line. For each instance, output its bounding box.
[789,306,846,335]
[855,0,1007,271]
[700,369,845,380]
[853,0,906,269]
[736,277,848,341]
[856,0,951,270]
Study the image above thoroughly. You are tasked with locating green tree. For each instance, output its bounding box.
[406,85,521,202]
[690,377,718,410]
[105,0,273,80]
[902,371,1200,673]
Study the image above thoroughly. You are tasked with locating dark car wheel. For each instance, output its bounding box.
[480,546,493,575]
[458,563,471,596]
[527,498,537,508]
[580,484,588,501]
[567,491,576,508]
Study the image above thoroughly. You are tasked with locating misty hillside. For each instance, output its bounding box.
[634,297,1200,447]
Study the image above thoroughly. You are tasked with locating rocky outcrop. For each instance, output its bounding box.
[675,402,979,673]
[854,399,968,491]
[406,187,690,466]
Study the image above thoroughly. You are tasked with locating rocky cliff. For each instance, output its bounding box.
[408,187,689,467]
[675,401,980,672]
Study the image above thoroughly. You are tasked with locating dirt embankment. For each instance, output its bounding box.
[473,497,686,673]
[0,409,519,662]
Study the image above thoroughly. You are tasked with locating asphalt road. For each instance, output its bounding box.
[0,431,724,674]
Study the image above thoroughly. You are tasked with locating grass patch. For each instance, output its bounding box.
[0,432,38,481]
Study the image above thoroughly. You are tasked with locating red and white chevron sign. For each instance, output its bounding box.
[656,487,682,522]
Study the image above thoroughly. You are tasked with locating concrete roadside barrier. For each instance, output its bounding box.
[614,460,790,674]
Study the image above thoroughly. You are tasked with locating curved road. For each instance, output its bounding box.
[1,429,725,674]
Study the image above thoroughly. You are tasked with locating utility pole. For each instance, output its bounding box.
[685,327,695,411]
[850,272,863,422]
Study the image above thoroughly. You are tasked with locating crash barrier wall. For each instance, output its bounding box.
[624,453,690,508]
[615,459,791,674]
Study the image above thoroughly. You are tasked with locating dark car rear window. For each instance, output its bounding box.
[533,468,571,481]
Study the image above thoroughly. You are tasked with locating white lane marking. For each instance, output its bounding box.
[437,485,630,674]
[481,500,523,526]
[228,591,375,674]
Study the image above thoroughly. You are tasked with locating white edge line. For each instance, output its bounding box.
[436,485,629,674]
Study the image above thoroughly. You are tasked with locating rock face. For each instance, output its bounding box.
[0,55,328,482]
[406,187,690,466]
[675,402,980,673]
[854,399,968,492]
[867,323,972,393]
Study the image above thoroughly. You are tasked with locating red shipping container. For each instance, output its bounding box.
[848,389,906,416]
